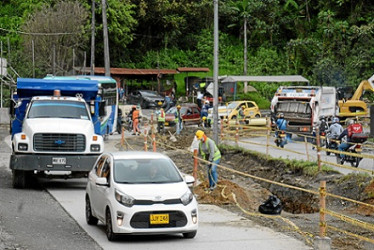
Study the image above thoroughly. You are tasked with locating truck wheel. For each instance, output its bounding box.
[13,170,27,189]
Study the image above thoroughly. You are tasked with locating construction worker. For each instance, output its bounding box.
[132,105,140,135]
[175,105,183,135]
[195,130,221,191]
[238,105,246,128]
[202,116,211,128]
[157,107,166,134]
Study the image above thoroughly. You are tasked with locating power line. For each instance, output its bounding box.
[0,27,80,36]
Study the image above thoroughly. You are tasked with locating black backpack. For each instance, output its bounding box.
[258,195,282,215]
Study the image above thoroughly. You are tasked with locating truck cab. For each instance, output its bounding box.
[9,78,104,188]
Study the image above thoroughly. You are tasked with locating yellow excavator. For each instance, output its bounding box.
[338,77,374,118]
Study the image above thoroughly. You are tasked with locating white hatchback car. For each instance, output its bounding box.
[85,151,198,241]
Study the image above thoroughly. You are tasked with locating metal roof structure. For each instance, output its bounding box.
[221,75,309,83]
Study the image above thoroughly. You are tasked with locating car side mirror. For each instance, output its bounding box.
[184,175,195,187]
[96,177,109,186]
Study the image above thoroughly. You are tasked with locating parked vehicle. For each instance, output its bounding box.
[85,151,198,241]
[207,100,261,121]
[9,78,105,188]
[336,133,368,167]
[165,103,201,126]
[127,90,164,109]
[271,86,338,135]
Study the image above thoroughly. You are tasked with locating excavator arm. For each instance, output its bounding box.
[350,80,374,100]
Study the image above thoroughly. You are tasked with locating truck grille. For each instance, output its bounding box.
[34,133,86,152]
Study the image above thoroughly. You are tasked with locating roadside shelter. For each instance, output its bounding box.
[221,75,310,100]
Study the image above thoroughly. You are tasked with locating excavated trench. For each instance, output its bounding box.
[152,127,373,215]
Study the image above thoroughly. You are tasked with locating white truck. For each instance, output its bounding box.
[270,86,338,134]
[9,78,105,188]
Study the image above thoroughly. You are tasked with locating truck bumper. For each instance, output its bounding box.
[9,154,99,172]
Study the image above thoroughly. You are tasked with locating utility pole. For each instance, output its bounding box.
[101,0,110,76]
[213,0,219,143]
[90,0,95,75]
[243,17,248,93]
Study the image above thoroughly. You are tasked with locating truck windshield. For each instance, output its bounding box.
[28,100,90,120]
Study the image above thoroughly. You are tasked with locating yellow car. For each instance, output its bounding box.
[208,101,261,120]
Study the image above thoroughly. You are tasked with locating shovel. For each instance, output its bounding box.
[168,131,177,142]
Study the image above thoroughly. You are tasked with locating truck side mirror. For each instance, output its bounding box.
[99,100,107,117]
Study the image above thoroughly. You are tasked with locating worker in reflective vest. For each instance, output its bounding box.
[175,105,183,135]
[157,107,165,134]
[196,130,221,191]
[132,106,141,135]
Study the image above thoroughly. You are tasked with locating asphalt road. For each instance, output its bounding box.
[0,126,102,250]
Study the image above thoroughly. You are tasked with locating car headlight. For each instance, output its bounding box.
[180,190,193,206]
[115,189,134,207]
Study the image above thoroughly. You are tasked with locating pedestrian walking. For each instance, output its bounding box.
[195,130,221,191]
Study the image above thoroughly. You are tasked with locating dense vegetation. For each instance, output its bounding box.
[1,0,374,106]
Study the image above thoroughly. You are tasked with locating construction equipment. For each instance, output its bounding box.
[338,76,374,118]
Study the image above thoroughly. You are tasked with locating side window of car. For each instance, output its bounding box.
[187,109,192,115]
[95,156,107,177]
[101,158,111,180]
[248,103,254,108]
[193,108,199,114]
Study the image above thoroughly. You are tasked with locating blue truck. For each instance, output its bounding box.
[9,78,105,188]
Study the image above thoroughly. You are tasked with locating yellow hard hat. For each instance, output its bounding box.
[241,105,245,109]
[177,105,181,109]
[195,130,204,140]
[158,101,162,105]
[202,116,207,120]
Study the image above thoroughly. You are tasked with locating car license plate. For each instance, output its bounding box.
[150,214,169,224]
[52,157,66,165]
[165,122,169,126]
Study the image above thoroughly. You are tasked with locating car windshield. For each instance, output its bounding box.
[166,106,187,115]
[227,102,239,109]
[114,158,183,184]
[27,100,90,120]
[141,91,160,97]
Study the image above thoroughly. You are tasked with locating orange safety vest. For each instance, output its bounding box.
[132,110,139,121]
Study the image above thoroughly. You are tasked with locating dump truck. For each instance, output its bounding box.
[9,78,105,188]
[271,86,338,134]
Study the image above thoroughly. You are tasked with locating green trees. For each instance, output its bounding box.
[0,0,373,94]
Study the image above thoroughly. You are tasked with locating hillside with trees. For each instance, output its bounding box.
[0,0,374,103]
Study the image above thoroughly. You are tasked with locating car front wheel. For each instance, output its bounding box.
[85,196,98,225]
[106,209,118,241]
